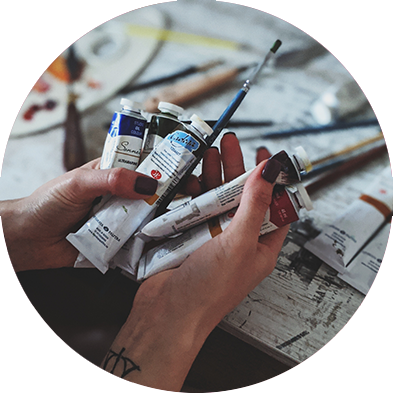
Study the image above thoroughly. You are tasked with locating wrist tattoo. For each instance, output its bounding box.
[103,347,141,378]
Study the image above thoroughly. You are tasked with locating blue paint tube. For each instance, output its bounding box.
[100,98,147,170]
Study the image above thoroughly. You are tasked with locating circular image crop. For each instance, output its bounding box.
[1,0,391,396]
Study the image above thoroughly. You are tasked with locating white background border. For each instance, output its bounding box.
[1,1,392,399]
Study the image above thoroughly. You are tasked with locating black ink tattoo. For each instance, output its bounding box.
[103,347,141,378]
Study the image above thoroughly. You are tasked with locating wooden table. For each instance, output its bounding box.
[2,0,391,393]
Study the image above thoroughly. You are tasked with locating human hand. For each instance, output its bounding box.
[104,134,289,390]
[1,159,159,272]
[136,133,288,332]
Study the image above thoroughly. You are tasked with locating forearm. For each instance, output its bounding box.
[101,271,213,391]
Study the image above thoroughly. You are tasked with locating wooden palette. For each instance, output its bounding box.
[10,7,166,137]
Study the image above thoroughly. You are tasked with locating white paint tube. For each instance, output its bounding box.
[138,147,311,241]
[138,169,253,241]
[110,209,156,277]
[67,115,212,273]
[337,221,391,295]
[74,100,147,270]
[304,166,393,274]
[137,184,313,281]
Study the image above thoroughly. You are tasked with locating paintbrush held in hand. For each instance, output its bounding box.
[63,45,87,171]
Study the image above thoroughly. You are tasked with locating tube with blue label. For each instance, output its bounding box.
[67,114,213,273]
[100,98,147,170]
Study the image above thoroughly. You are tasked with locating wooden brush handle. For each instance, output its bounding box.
[63,97,87,171]
[143,67,241,113]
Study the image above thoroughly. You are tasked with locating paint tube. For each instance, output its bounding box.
[138,169,253,241]
[304,166,393,274]
[67,114,213,273]
[110,209,156,276]
[138,147,311,241]
[337,221,391,295]
[137,183,312,280]
[100,98,147,170]
[140,101,184,162]
[74,100,147,269]
[271,146,312,185]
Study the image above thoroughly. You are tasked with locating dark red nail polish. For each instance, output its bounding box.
[256,146,272,160]
[134,176,158,195]
[223,131,236,137]
[262,159,282,183]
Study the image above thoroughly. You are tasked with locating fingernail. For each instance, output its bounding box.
[223,131,236,137]
[256,146,272,160]
[134,175,158,195]
[261,159,282,183]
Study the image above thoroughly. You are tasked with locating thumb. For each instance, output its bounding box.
[68,166,158,202]
[228,159,282,240]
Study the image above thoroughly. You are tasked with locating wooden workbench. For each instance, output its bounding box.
[2,0,391,393]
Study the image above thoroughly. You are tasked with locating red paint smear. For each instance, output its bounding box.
[23,100,57,121]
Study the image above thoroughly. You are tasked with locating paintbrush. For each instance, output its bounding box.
[256,118,380,140]
[102,118,273,133]
[63,44,87,171]
[304,143,388,195]
[156,40,282,214]
[119,59,224,94]
[310,132,384,166]
[143,62,258,113]
[274,42,327,68]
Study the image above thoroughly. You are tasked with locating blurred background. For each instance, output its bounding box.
[0,0,384,217]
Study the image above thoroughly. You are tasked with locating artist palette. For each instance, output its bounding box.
[10,7,166,137]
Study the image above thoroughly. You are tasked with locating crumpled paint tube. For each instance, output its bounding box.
[337,221,391,295]
[137,184,312,281]
[138,147,311,241]
[305,166,393,274]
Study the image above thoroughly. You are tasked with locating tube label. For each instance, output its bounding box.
[304,168,393,274]
[137,187,302,280]
[67,130,201,273]
[101,112,146,170]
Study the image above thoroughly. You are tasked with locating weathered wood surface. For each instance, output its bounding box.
[220,154,388,366]
[221,230,365,366]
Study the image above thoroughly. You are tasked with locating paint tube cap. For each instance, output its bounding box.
[190,114,213,136]
[294,183,313,211]
[158,102,184,117]
[294,146,312,173]
[120,98,143,112]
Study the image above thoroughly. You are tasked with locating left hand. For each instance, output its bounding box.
[1,159,160,271]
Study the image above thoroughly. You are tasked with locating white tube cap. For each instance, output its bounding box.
[158,102,184,117]
[120,98,143,112]
[294,146,313,173]
[190,114,213,136]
